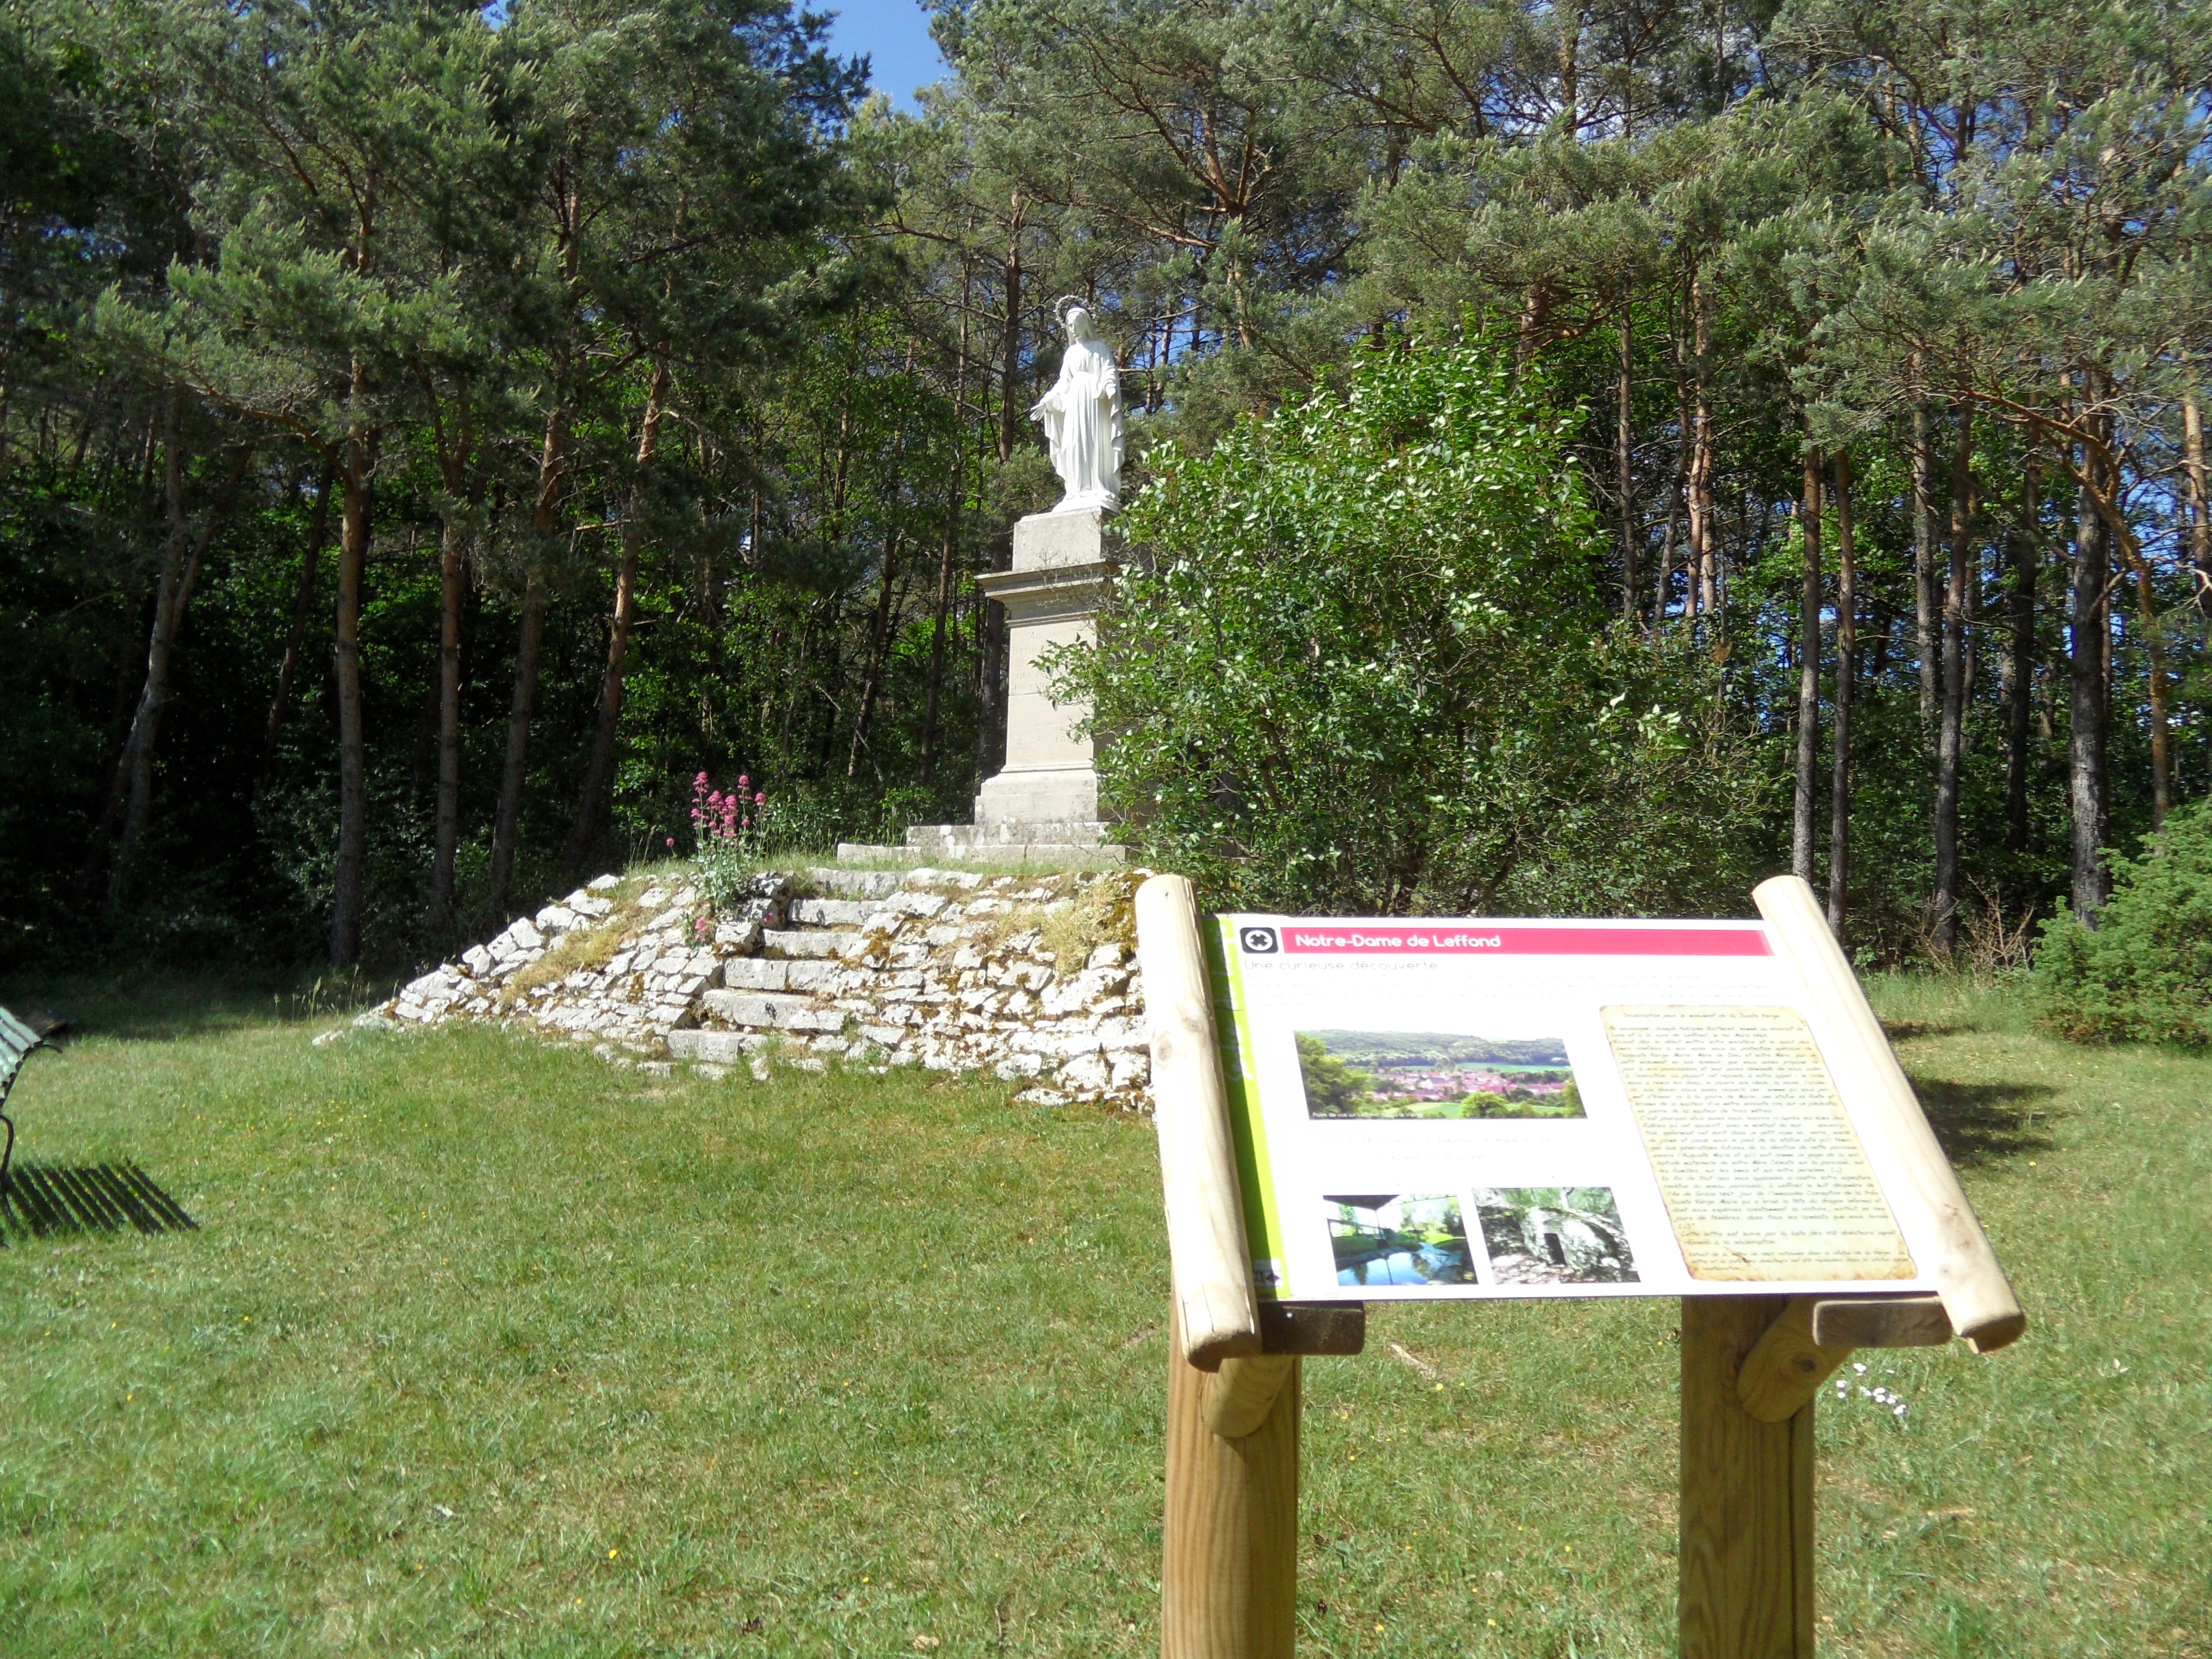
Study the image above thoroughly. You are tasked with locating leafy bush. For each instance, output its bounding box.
[1054,338,1766,916]
[753,779,941,858]
[2034,796,2212,1045]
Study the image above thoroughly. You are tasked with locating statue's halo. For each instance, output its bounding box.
[1052,294,1090,331]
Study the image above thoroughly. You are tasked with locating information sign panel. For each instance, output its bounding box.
[1208,912,1952,1304]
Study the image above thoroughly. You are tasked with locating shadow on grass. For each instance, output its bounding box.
[0,970,380,1045]
[1906,1074,2059,1166]
[1881,1019,1964,1044]
[0,1161,197,1244]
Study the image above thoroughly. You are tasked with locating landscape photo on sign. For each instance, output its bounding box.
[1322,1194,1477,1287]
[1472,1187,1638,1285]
[1294,1030,1585,1120]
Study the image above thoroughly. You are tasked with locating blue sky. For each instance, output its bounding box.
[821,0,950,111]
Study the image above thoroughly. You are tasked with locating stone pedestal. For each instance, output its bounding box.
[842,508,1124,864]
[974,508,1113,827]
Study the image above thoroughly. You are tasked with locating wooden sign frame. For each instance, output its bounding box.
[1135,873,2023,1659]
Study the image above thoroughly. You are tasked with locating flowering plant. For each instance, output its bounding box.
[689,771,773,904]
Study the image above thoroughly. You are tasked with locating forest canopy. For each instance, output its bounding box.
[3,0,2208,976]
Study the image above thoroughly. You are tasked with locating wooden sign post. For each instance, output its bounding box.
[1142,875,1355,1659]
[1135,873,2023,1659]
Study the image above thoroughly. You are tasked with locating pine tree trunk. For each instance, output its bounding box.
[2184,364,2210,622]
[561,538,636,881]
[1932,411,1971,954]
[979,551,1007,784]
[488,568,548,921]
[2184,366,2212,780]
[95,388,188,905]
[2004,451,2038,855]
[263,463,333,768]
[328,419,375,967]
[109,435,253,914]
[1828,449,1855,939]
[981,220,1022,787]
[848,525,904,778]
[1963,476,1983,708]
[430,513,467,919]
[1687,268,1715,619]
[921,266,975,786]
[84,420,168,890]
[1617,295,1637,627]
[2069,448,2110,922]
[1912,395,1937,737]
[2132,544,2171,828]
[566,360,669,881]
[1792,440,1822,885]
[1556,2,1580,128]
[424,390,482,927]
[488,391,572,919]
[998,207,1023,467]
[849,358,916,781]
[920,519,958,786]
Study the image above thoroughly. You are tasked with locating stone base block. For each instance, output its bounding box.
[837,820,1127,866]
[667,1029,769,1063]
[975,764,1099,826]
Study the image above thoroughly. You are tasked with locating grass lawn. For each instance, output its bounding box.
[0,972,2204,1657]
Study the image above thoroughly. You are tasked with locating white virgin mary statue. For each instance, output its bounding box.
[1029,305,1124,513]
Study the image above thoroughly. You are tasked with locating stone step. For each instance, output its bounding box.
[787,897,875,926]
[806,868,904,898]
[761,928,858,959]
[667,1029,768,1063]
[722,957,842,993]
[700,988,846,1033]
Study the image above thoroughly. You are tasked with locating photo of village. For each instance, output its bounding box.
[1295,1029,1585,1120]
[1322,1194,1478,1287]
[1472,1187,1639,1285]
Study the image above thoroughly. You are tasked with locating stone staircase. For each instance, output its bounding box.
[665,865,1150,1104]
[363,862,1151,1108]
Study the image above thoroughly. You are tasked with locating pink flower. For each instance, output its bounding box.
[738,775,750,790]
[695,771,709,787]
[666,836,676,849]
[755,791,767,807]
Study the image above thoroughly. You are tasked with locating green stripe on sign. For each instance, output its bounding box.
[1208,916,1284,1293]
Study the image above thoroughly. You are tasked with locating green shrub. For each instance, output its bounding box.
[1053,337,1766,916]
[2034,796,2212,1045]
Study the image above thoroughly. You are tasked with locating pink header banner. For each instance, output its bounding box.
[1271,922,1771,958]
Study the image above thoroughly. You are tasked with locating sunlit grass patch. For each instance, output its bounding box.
[0,972,2201,1657]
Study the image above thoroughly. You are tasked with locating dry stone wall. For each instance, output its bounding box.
[358,864,1154,1108]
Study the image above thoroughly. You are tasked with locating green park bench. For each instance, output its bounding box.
[0,1004,47,1201]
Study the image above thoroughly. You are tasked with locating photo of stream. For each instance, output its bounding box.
[1322,1193,1477,1287]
